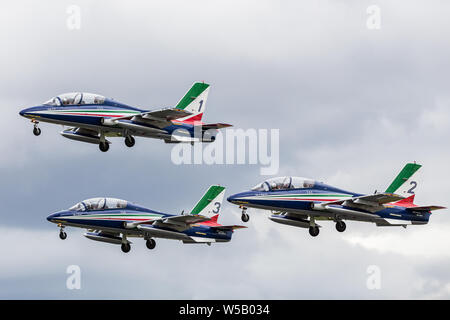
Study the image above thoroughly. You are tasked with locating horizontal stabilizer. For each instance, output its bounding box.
[209,225,247,231]
[376,219,411,227]
[201,123,233,130]
[187,236,215,243]
[407,205,447,212]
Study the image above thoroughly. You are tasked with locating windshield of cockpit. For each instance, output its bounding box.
[43,92,105,106]
[68,198,127,211]
[251,176,315,192]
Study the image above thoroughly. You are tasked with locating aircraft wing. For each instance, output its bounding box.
[109,107,193,122]
[146,214,212,231]
[139,108,193,121]
[124,214,211,230]
[321,193,405,213]
[160,214,211,225]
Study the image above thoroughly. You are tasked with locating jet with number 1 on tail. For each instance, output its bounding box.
[227,163,446,237]
[47,186,245,253]
[19,82,231,152]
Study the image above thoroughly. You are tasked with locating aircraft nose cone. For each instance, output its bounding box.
[47,211,62,222]
[19,107,33,117]
[227,192,246,203]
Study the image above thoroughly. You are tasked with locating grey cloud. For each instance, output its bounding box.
[1,0,450,299]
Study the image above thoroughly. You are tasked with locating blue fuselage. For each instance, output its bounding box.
[227,182,430,224]
[19,99,196,137]
[47,203,233,242]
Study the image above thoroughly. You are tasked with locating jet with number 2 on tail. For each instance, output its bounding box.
[227,163,446,237]
[47,186,245,253]
[19,82,231,152]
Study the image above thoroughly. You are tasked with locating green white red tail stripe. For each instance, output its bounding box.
[175,82,210,122]
[191,185,225,218]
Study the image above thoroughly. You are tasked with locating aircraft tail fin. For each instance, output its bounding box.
[175,82,210,122]
[385,162,422,197]
[190,185,225,219]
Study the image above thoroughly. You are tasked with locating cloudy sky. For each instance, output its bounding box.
[1,0,450,299]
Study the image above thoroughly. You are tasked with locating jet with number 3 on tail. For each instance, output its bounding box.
[227,163,445,237]
[47,186,245,253]
[19,82,231,152]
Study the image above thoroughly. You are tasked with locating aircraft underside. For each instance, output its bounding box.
[27,115,211,152]
[237,202,426,237]
[56,219,228,253]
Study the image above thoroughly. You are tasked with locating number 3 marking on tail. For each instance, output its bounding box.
[212,202,221,213]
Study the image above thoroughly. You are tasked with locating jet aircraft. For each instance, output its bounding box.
[19,82,231,152]
[227,163,446,237]
[47,186,245,253]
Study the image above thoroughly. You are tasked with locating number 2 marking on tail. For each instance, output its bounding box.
[408,181,417,194]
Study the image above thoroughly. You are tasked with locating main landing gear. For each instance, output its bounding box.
[146,238,156,250]
[240,207,249,222]
[121,243,131,253]
[335,221,346,232]
[308,226,319,237]
[125,136,135,148]
[308,217,319,237]
[121,234,131,253]
[99,141,109,152]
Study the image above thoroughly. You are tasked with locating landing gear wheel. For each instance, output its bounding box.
[241,213,250,222]
[146,238,156,250]
[336,221,346,232]
[59,231,67,240]
[125,136,135,147]
[33,127,41,136]
[309,226,320,237]
[99,142,109,152]
[121,243,131,253]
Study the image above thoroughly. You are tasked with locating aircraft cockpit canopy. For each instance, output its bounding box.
[69,198,127,212]
[43,92,105,106]
[251,176,316,192]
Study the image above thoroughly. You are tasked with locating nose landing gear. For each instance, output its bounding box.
[59,226,67,240]
[240,207,249,222]
[32,121,41,136]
